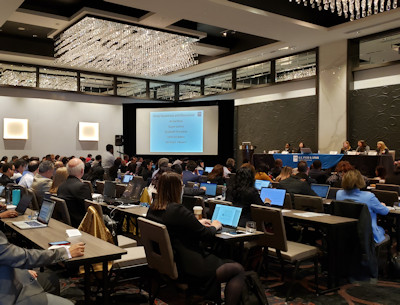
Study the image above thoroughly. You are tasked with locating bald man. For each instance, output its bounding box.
[57,158,92,228]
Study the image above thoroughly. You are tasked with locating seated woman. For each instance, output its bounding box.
[49,167,68,194]
[207,164,225,185]
[255,163,273,182]
[376,141,389,155]
[340,140,352,154]
[146,172,244,304]
[296,142,305,153]
[226,166,267,227]
[336,169,389,243]
[326,160,354,187]
[355,140,369,155]
[282,143,291,153]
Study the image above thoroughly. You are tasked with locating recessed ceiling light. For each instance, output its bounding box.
[18,27,25,31]
[32,34,37,37]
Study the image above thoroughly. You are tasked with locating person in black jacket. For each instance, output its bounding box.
[226,166,267,227]
[276,166,317,196]
[146,172,244,305]
[57,158,92,228]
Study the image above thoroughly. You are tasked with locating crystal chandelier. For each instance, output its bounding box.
[54,17,199,76]
[290,0,398,21]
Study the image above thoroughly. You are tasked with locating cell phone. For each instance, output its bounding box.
[228,231,246,235]
[49,241,71,246]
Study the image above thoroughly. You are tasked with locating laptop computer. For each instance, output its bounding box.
[300,148,312,154]
[13,199,55,229]
[122,174,134,184]
[254,179,271,191]
[211,204,242,233]
[14,190,33,215]
[200,182,217,197]
[260,188,286,207]
[311,184,331,199]
[204,166,214,174]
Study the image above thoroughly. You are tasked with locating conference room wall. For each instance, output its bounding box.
[349,83,400,159]
[0,95,122,158]
[235,95,318,164]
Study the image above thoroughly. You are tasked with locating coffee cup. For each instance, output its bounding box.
[193,206,203,220]
[246,221,256,233]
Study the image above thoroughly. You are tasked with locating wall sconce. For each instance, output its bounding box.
[79,122,99,141]
[3,118,29,139]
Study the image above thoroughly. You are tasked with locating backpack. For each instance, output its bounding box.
[240,271,269,305]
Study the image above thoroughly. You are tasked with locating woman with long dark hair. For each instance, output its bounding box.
[227,166,267,227]
[207,164,225,185]
[146,172,245,304]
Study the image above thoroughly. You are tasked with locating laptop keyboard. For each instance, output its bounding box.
[25,221,42,227]
[220,226,236,233]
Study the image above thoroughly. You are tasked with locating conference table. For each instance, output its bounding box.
[253,153,394,177]
[281,209,358,290]
[1,210,127,304]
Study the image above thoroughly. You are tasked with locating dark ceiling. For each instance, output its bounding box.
[229,0,349,27]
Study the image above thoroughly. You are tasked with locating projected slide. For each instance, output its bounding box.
[150,110,204,153]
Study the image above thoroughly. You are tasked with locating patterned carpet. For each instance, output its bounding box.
[58,267,400,304]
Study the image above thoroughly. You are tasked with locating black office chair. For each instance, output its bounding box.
[182,196,206,218]
[293,194,324,213]
[371,189,398,207]
[376,183,400,195]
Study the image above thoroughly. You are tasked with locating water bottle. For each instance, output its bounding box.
[117,169,121,182]
[221,184,227,200]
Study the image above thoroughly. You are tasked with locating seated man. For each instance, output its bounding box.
[11,159,27,184]
[171,164,206,196]
[309,160,328,184]
[182,160,200,185]
[0,230,85,305]
[31,161,54,205]
[0,163,15,186]
[277,166,317,196]
[57,158,92,228]
[18,161,39,189]
[295,161,316,184]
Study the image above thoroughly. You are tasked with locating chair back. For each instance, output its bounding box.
[389,150,396,162]
[115,183,126,198]
[182,196,206,218]
[368,179,381,185]
[78,206,114,244]
[283,193,292,209]
[138,217,178,280]
[26,188,39,210]
[293,194,324,212]
[371,189,398,207]
[96,181,105,195]
[327,187,341,199]
[186,181,196,188]
[82,180,94,194]
[198,175,208,183]
[376,183,400,195]
[251,205,288,252]
[216,185,224,196]
[50,196,72,226]
[270,181,279,188]
[84,199,104,218]
[207,199,232,218]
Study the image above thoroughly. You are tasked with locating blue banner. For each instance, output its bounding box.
[273,153,344,169]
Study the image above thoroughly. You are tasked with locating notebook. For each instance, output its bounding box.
[13,199,55,229]
[254,179,271,191]
[311,184,330,199]
[200,182,217,197]
[211,204,242,233]
[122,174,134,184]
[260,188,286,207]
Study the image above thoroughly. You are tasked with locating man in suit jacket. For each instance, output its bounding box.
[0,231,85,305]
[57,158,92,228]
[31,161,54,205]
[182,160,200,185]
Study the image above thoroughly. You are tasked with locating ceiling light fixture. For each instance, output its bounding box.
[289,0,398,21]
[54,16,199,76]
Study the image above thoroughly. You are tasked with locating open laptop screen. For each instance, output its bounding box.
[254,180,271,191]
[260,188,286,207]
[122,174,134,183]
[311,184,330,198]
[205,166,214,173]
[211,204,242,227]
[200,182,217,196]
[38,199,55,224]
